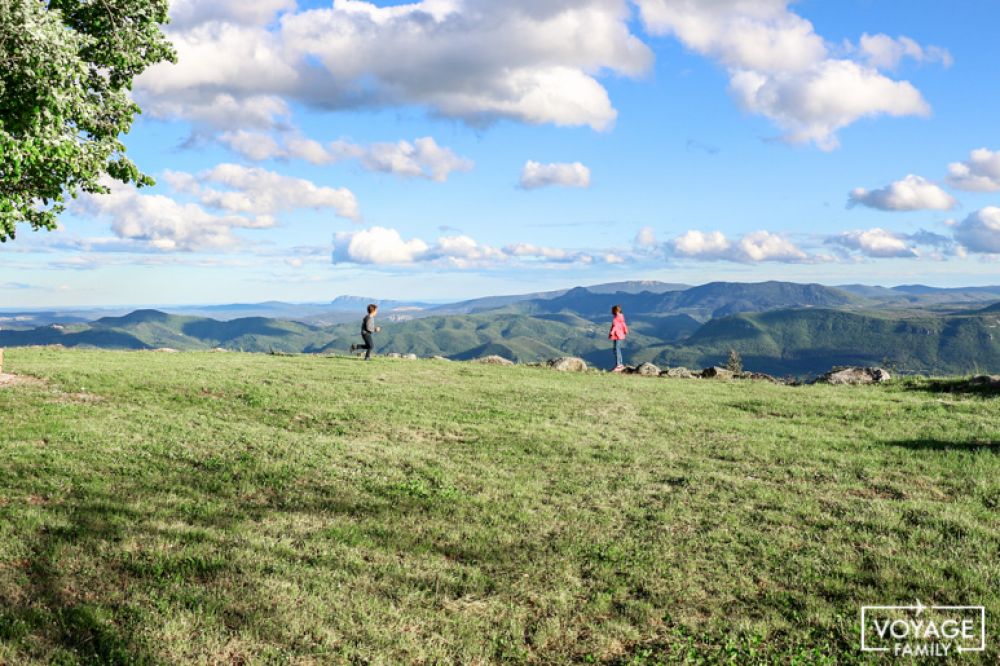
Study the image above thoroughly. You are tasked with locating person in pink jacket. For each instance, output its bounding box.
[608,304,628,372]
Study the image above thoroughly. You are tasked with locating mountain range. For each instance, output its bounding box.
[3,280,1000,377]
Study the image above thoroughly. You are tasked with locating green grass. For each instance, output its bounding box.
[1,348,998,664]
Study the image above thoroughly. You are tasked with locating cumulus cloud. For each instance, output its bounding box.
[637,0,932,149]
[952,208,1000,254]
[138,0,652,133]
[667,230,808,263]
[76,180,272,252]
[848,175,957,211]
[519,161,592,190]
[947,148,1000,192]
[218,132,474,182]
[332,227,608,267]
[163,164,360,221]
[856,33,953,70]
[827,228,917,258]
[634,226,658,249]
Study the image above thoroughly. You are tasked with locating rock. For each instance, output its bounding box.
[473,355,514,366]
[701,366,735,380]
[548,357,588,372]
[210,347,229,353]
[431,355,452,362]
[969,374,1000,387]
[740,371,780,383]
[153,348,179,353]
[662,366,695,379]
[817,367,891,385]
[403,353,418,360]
[631,362,661,377]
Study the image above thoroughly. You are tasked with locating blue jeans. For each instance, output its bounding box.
[612,339,624,367]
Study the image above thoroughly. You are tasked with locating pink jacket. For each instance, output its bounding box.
[609,313,628,340]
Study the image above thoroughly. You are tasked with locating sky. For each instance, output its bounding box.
[4,0,1000,307]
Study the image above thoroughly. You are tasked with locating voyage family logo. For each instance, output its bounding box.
[861,601,986,657]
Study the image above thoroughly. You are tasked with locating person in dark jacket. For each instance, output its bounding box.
[350,304,380,360]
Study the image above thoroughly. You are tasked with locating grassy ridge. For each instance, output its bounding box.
[0,349,998,664]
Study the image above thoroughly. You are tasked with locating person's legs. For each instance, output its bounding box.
[362,332,374,360]
[613,339,623,367]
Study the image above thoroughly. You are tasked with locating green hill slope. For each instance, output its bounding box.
[652,308,1000,376]
[1,349,997,664]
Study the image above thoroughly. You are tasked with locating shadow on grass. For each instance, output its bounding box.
[900,377,1000,398]
[887,438,999,452]
[0,495,162,665]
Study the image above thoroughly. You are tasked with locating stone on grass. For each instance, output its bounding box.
[662,366,695,379]
[548,357,588,372]
[630,362,660,377]
[474,355,514,366]
[701,366,735,380]
[817,367,891,385]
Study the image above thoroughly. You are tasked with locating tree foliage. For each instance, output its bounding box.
[0,0,173,242]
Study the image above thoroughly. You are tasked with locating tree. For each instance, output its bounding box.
[0,0,174,242]
[726,349,743,374]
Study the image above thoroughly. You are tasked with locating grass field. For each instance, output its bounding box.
[1,348,998,664]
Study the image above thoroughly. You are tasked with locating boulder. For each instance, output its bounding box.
[153,347,179,353]
[740,371,780,383]
[969,375,1000,387]
[474,355,514,366]
[817,367,891,385]
[630,362,661,377]
[385,352,416,359]
[548,357,588,372]
[662,366,695,379]
[431,355,452,362]
[403,353,418,360]
[701,366,735,380]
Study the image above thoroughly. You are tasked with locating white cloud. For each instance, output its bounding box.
[164,164,360,221]
[634,226,658,249]
[333,226,431,264]
[637,0,932,149]
[139,0,653,132]
[952,208,1000,254]
[218,133,474,182]
[667,229,808,263]
[947,148,1000,192]
[519,161,592,190]
[167,0,296,29]
[856,33,953,70]
[848,175,956,211]
[76,180,271,252]
[827,228,917,258]
[332,227,608,267]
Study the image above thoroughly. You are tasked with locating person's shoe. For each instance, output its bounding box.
[612,364,625,373]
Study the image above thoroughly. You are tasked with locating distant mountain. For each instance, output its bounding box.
[5,281,1000,376]
[503,281,858,320]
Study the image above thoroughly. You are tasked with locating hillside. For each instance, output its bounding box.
[648,308,1000,376]
[1,349,997,664]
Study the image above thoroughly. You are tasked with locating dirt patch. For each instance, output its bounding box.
[0,373,45,389]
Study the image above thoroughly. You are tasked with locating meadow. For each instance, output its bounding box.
[0,348,998,664]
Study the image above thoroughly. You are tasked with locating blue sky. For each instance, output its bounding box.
[4,0,1000,307]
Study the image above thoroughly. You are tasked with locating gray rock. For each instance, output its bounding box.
[403,353,418,360]
[548,357,588,372]
[701,366,735,380]
[662,366,695,379]
[969,375,1000,387]
[817,367,891,385]
[153,347,179,353]
[740,371,780,383]
[473,355,515,366]
[631,362,661,377]
[431,355,452,362]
